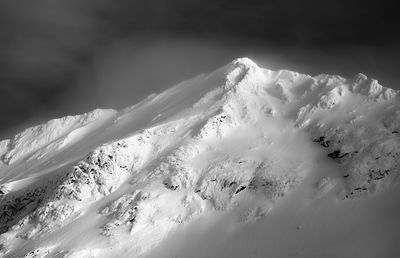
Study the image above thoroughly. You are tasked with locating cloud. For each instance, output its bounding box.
[0,0,107,134]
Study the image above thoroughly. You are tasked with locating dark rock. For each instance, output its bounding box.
[328,150,340,159]
[328,150,349,160]
[235,186,246,194]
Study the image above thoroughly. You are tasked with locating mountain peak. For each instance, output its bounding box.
[0,58,399,257]
[223,57,263,89]
[229,57,259,70]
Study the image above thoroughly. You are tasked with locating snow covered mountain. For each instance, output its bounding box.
[1,58,399,257]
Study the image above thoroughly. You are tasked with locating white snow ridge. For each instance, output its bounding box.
[1,57,400,257]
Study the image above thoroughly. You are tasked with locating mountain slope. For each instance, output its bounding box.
[0,58,399,257]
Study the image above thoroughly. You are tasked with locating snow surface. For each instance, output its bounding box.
[0,57,399,257]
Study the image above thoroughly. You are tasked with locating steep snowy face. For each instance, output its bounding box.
[0,57,399,257]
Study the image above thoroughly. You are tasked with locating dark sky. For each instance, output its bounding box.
[0,0,399,138]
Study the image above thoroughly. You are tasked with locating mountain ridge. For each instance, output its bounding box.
[0,57,399,257]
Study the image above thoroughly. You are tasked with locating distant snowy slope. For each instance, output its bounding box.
[0,58,399,257]
[0,109,117,165]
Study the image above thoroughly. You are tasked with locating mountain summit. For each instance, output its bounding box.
[1,58,399,257]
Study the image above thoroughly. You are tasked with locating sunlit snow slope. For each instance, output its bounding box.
[0,58,399,257]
